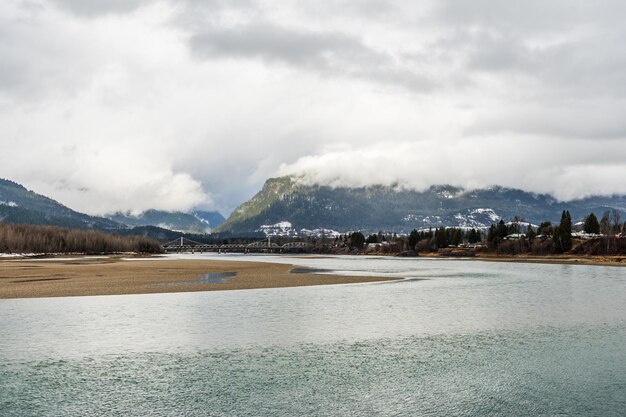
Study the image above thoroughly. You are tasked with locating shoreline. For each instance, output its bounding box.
[472,254,626,267]
[1,252,623,299]
[322,251,626,267]
[414,251,625,267]
[0,257,397,299]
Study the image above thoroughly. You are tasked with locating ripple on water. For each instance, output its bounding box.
[1,325,625,416]
[2,257,625,416]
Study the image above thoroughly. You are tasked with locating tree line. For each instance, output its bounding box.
[486,210,625,255]
[326,209,625,256]
[0,223,163,254]
[329,228,482,253]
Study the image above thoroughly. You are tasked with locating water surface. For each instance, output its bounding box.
[1,255,625,416]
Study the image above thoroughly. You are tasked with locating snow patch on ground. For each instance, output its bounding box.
[258,221,296,236]
[437,190,460,199]
[402,214,420,222]
[470,208,500,223]
[258,221,341,237]
[300,228,341,238]
[450,208,501,228]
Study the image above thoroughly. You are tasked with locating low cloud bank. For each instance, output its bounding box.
[279,140,626,201]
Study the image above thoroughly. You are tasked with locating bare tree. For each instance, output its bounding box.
[0,223,162,254]
[611,209,621,235]
[600,211,611,253]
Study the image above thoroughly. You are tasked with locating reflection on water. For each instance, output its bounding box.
[289,267,332,274]
[1,255,625,416]
[161,271,237,286]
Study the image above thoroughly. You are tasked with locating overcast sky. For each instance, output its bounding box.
[2,0,626,215]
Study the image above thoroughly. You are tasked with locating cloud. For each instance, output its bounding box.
[50,0,146,16]
[465,100,626,140]
[1,0,626,216]
[279,139,626,201]
[31,170,209,216]
[188,21,435,92]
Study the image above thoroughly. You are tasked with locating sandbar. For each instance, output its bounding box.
[0,258,396,299]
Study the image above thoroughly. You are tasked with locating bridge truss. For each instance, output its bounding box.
[161,237,312,253]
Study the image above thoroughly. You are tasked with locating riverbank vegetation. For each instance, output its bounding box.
[7,209,622,259]
[161,209,625,259]
[481,210,625,256]
[298,210,626,258]
[0,223,163,254]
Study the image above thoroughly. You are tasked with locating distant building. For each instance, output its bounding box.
[504,233,526,240]
[571,232,603,240]
[367,242,390,249]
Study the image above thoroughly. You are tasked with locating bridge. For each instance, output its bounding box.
[161,237,312,253]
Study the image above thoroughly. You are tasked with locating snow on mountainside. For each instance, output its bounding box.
[258,221,295,236]
[216,176,626,235]
[258,221,341,237]
[192,210,226,228]
[300,228,341,238]
[452,208,501,228]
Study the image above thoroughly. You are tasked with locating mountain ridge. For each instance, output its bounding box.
[0,178,123,230]
[0,178,226,235]
[215,176,626,234]
[108,209,225,234]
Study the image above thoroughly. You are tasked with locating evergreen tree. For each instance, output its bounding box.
[487,224,497,244]
[468,228,481,244]
[526,224,536,241]
[496,220,508,239]
[555,210,572,253]
[450,228,462,246]
[349,232,366,249]
[583,213,600,234]
[434,228,448,249]
[538,221,553,236]
[507,220,521,234]
[365,234,379,244]
[407,229,419,250]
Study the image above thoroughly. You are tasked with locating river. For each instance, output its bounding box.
[1,255,625,416]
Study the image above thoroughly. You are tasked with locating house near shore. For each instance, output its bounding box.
[504,233,526,240]
[571,231,603,240]
[366,242,390,251]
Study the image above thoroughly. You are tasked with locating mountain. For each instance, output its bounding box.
[216,176,626,235]
[0,178,124,230]
[108,209,225,234]
[0,178,226,235]
[192,210,226,229]
[108,210,210,234]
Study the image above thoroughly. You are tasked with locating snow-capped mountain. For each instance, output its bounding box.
[215,176,626,234]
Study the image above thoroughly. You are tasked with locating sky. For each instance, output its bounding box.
[1,0,626,216]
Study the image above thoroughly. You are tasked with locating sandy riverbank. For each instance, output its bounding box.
[473,254,626,267]
[411,250,626,267]
[0,258,396,299]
